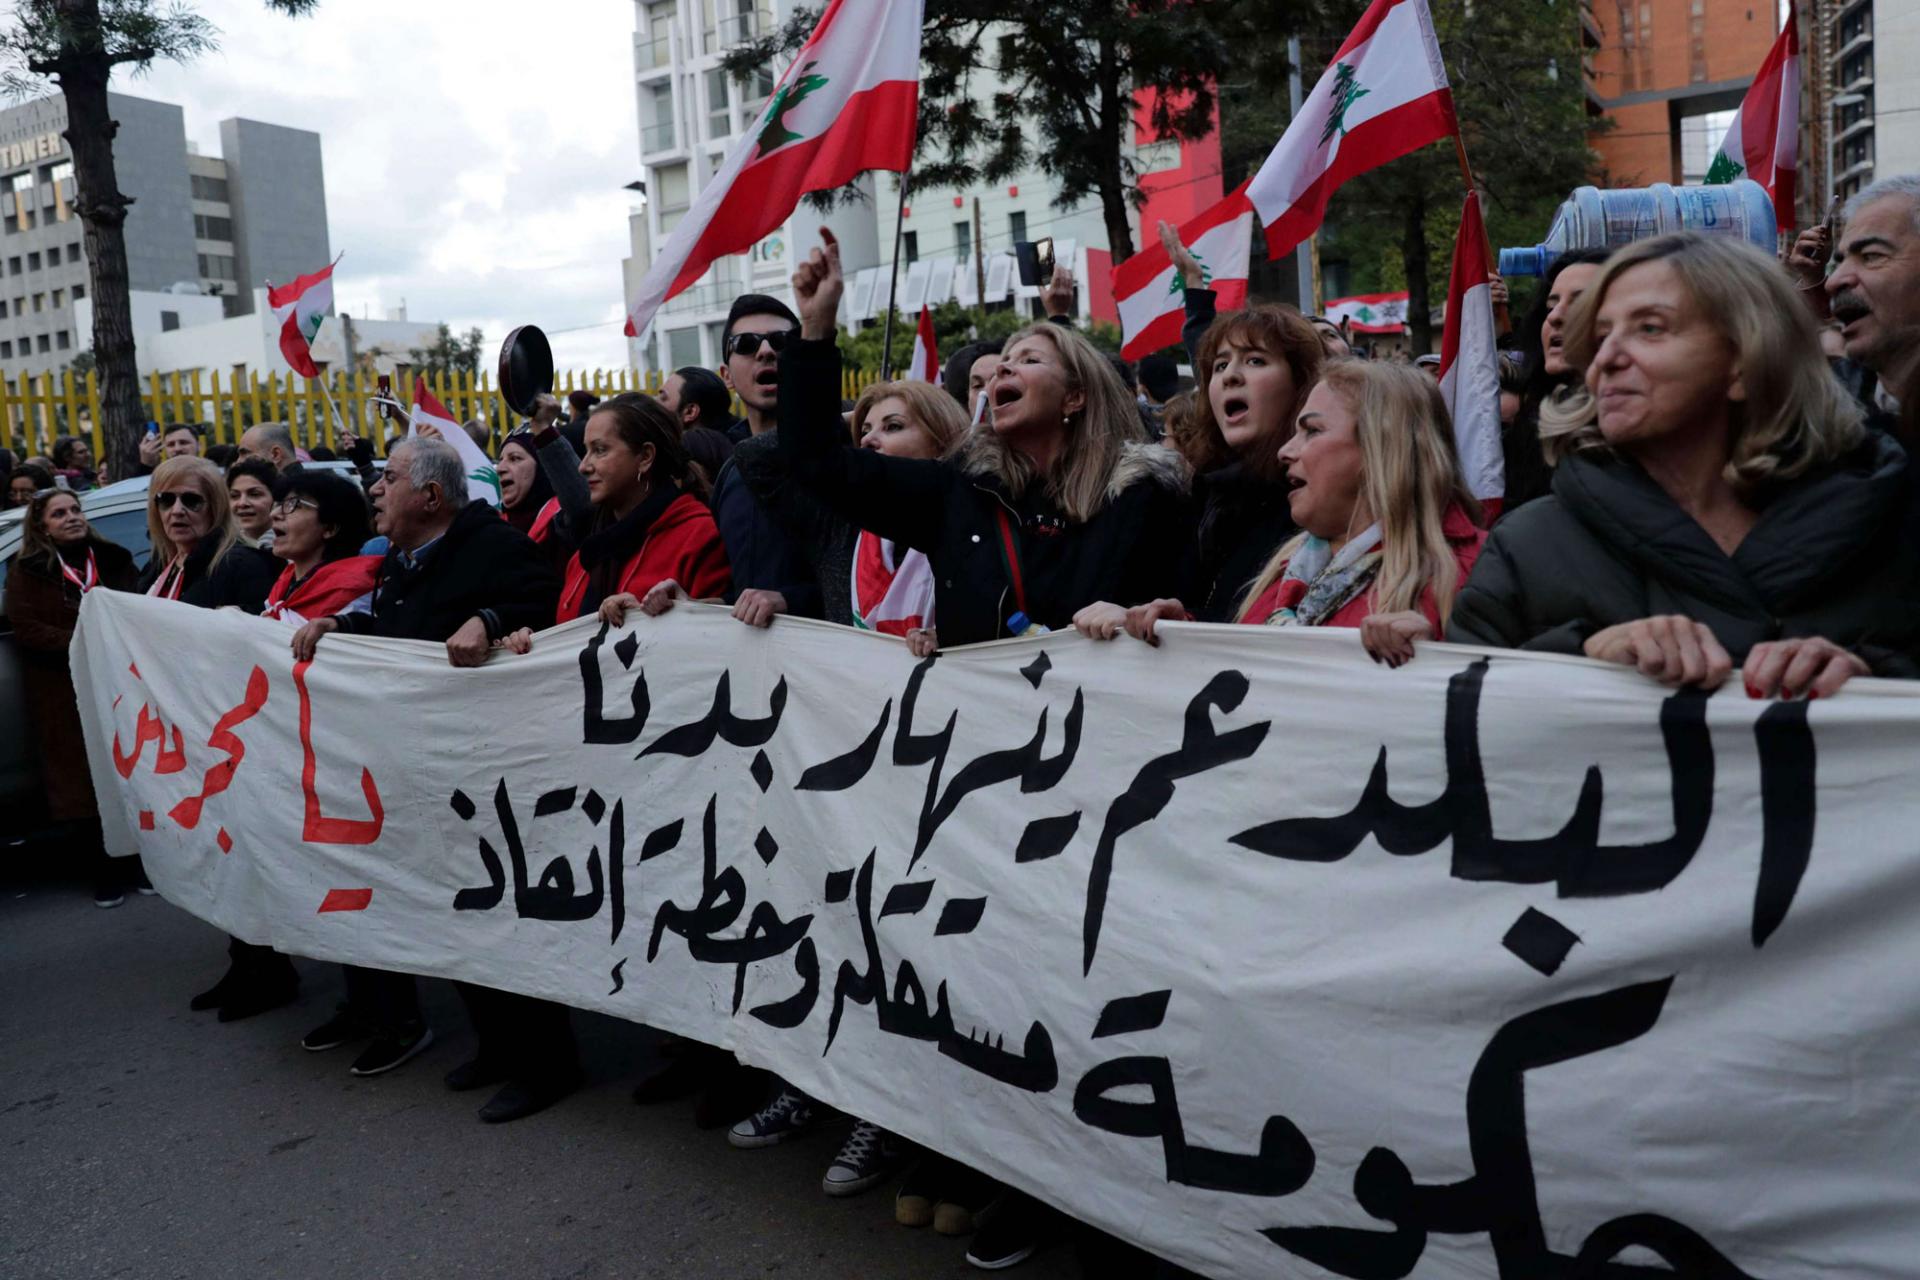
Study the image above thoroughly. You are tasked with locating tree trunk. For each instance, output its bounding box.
[1096,38,1136,264]
[1403,193,1432,356]
[51,3,142,479]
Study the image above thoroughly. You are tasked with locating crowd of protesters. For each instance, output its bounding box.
[8,170,1920,1273]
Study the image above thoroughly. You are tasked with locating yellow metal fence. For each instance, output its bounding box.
[0,365,885,459]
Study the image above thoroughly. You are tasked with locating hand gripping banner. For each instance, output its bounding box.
[72,590,1920,1278]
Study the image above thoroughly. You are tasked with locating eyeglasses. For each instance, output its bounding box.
[274,496,320,515]
[154,491,207,513]
[724,328,796,359]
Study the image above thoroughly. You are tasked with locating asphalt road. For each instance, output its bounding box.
[0,855,1082,1280]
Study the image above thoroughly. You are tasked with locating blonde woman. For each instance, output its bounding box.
[772,229,1191,647]
[138,455,279,611]
[1091,359,1484,666]
[1448,232,1920,700]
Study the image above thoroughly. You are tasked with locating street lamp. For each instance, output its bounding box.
[1828,92,1867,205]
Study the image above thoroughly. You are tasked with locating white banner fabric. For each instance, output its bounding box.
[71,590,1920,1279]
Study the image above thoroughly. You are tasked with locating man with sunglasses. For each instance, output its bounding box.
[706,294,823,627]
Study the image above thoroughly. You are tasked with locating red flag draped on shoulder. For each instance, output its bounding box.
[625,0,924,340]
[1247,0,1457,261]
[1438,192,1504,509]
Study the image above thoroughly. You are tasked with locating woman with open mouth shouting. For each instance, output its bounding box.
[773,227,1193,648]
[1080,359,1486,669]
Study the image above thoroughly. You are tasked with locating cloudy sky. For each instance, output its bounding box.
[120,0,642,371]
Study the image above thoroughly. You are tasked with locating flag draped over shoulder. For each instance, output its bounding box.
[267,259,337,378]
[1112,186,1253,361]
[906,306,939,382]
[625,0,924,340]
[1438,192,1503,506]
[408,377,501,508]
[1707,2,1799,229]
[1246,0,1456,262]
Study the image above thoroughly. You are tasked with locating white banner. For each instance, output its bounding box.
[71,591,1920,1279]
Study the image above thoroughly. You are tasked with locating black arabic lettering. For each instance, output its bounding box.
[638,672,787,759]
[579,622,651,744]
[449,780,609,924]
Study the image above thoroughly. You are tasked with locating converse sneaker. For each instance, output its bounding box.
[822,1120,901,1197]
[727,1087,818,1149]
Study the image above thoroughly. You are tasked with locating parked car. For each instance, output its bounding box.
[0,463,378,833]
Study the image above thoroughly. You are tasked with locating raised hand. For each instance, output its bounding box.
[1157,220,1205,291]
[793,227,845,341]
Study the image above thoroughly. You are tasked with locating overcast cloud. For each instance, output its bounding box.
[115,0,641,371]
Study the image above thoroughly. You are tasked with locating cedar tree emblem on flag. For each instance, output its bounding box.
[1319,63,1371,144]
[1168,249,1212,297]
[1705,149,1744,184]
[757,63,831,157]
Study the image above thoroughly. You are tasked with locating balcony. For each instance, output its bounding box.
[642,120,678,154]
[710,10,760,49]
[635,34,671,73]
[1579,1,1604,48]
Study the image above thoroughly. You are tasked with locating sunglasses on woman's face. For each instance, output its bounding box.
[155,490,207,513]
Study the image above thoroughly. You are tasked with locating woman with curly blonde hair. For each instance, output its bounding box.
[1450,231,1920,699]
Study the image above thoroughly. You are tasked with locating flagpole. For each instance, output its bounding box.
[878,169,911,381]
[1450,131,1510,332]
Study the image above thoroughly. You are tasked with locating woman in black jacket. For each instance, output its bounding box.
[1501,247,1611,513]
[775,230,1192,647]
[138,456,294,1016]
[1449,232,1920,699]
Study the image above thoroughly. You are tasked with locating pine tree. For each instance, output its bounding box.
[0,0,321,476]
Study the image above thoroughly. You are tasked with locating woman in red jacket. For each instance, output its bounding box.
[555,394,730,623]
[1079,359,1486,666]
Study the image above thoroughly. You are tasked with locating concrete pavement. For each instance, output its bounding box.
[0,859,1082,1280]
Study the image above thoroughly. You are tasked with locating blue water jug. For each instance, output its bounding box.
[1498,179,1776,277]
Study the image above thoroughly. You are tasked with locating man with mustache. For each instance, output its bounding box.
[1826,176,1920,421]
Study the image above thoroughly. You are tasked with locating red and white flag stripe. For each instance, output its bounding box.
[906,305,939,382]
[267,257,339,379]
[1438,191,1503,506]
[1112,185,1253,361]
[1247,0,1457,261]
[1708,1,1798,229]
[625,0,922,341]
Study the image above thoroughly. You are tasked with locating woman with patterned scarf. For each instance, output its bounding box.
[1078,359,1485,665]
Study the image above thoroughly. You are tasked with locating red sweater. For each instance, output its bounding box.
[557,492,731,622]
[1240,504,1487,630]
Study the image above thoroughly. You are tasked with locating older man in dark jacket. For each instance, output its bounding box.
[291,439,576,1122]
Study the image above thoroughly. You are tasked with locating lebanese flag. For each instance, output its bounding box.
[1707,1,1798,229]
[1438,192,1503,506]
[267,257,338,378]
[851,530,935,635]
[1323,292,1409,333]
[625,0,922,340]
[906,306,939,382]
[263,555,382,625]
[1112,186,1253,361]
[408,377,502,507]
[1247,0,1457,261]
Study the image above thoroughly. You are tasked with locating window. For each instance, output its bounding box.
[26,251,39,271]
[193,214,233,241]
[161,310,180,332]
[954,220,972,261]
[198,253,236,281]
[55,330,68,350]
[66,243,80,264]
[641,0,674,66]
[50,287,62,307]
[0,300,6,317]
[0,341,10,359]
[656,162,691,211]
[190,174,230,202]
[1009,211,1027,244]
[903,230,919,264]
[644,83,676,151]
[32,292,43,312]
[36,334,49,353]
[706,69,732,136]
[9,173,30,195]
[49,161,71,185]
[6,257,17,274]
[71,283,82,300]
[666,325,702,369]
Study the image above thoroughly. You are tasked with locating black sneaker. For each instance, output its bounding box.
[301,1008,369,1052]
[965,1191,1053,1270]
[93,885,125,909]
[477,1070,581,1124]
[348,1027,434,1077]
[217,974,300,1023]
[727,1087,818,1148]
[823,1120,901,1197]
[445,1057,510,1092]
[189,966,241,1012]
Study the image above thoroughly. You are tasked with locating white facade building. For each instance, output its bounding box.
[1829,0,1920,201]
[621,0,1117,374]
[74,287,447,382]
